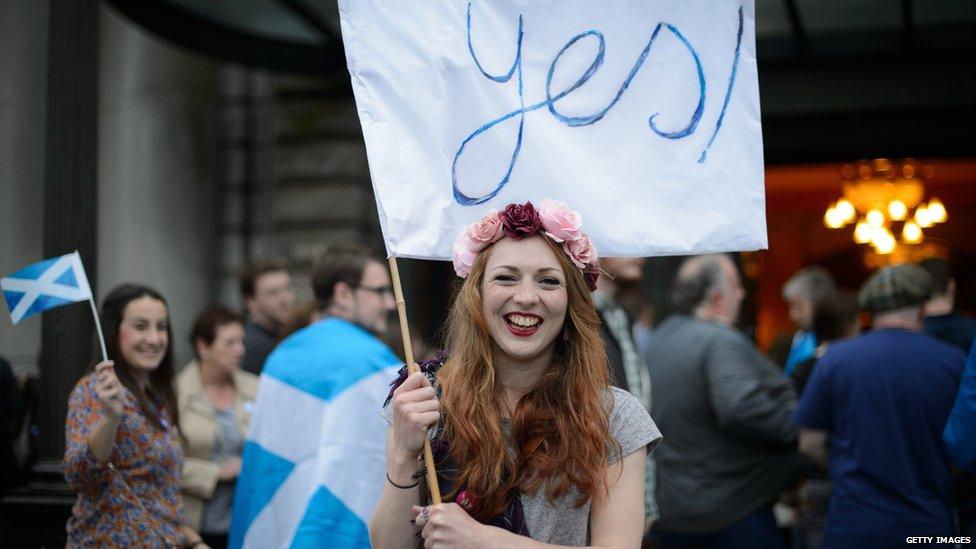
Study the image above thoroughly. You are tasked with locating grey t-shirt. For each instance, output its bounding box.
[384,386,661,545]
[520,387,660,545]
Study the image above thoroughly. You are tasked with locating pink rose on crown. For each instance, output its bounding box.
[452,237,479,278]
[467,210,503,246]
[564,233,597,269]
[539,198,582,243]
[452,211,503,278]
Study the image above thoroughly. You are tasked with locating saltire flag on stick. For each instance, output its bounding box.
[2,251,94,324]
[1,251,108,360]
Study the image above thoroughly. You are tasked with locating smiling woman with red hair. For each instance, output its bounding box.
[370,200,661,548]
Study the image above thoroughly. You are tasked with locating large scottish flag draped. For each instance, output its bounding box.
[1,251,93,324]
[229,318,401,548]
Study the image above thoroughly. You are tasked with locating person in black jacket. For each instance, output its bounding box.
[643,254,800,549]
[0,355,26,496]
[239,258,296,375]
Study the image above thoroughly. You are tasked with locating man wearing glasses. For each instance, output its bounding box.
[315,246,397,336]
[230,245,401,548]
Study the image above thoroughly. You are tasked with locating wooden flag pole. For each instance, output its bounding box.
[388,256,443,504]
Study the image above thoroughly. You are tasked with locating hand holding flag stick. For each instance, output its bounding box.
[93,360,126,421]
[388,257,443,504]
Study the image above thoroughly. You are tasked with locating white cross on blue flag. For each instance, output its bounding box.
[1,251,93,325]
[229,318,401,548]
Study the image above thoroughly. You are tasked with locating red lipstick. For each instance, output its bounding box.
[504,313,542,337]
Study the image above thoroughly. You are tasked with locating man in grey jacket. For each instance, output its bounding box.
[642,254,799,548]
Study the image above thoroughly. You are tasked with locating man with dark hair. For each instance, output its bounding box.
[231,245,400,548]
[239,258,296,374]
[643,254,799,548]
[918,257,976,352]
[309,245,394,335]
[795,264,964,547]
[781,266,837,375]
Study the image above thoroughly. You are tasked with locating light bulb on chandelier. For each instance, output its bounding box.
[866,209,884,227]
[927,198,947,223]
[914,205,933,228]
[888,200,908,220]
[835,199,856,223]
[824,207,845,229]
[902,221,924,244]
[853,221,872,244]
[871,229,897,255]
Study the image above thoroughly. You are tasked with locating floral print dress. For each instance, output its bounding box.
[62,373,188,547]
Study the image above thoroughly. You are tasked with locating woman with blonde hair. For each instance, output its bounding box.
[370,200,661,548]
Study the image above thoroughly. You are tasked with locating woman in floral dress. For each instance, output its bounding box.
[63,284,207,548]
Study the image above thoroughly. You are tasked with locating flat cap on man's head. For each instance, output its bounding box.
[858,263,933,312]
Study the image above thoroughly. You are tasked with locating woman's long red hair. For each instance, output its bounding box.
[436,236,619,520]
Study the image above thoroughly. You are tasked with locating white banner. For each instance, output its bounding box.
[339,0,766,259]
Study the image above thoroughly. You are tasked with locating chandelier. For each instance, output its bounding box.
[823,159,947,254]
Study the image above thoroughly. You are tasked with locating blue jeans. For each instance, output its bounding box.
[654,504,783,549]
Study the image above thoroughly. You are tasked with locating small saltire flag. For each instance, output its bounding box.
[1,251,93,325]
[229,318,401,548]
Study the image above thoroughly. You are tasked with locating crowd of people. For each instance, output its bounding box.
[52,256,311,547]
[643,258,975,548]
[2,201,972,548]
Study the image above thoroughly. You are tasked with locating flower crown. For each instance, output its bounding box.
[452,199,600,291]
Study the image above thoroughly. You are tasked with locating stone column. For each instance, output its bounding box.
[39,0,99,462]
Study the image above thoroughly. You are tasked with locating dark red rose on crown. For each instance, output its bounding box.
[583,263,601,292]
[499,201,542,240]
